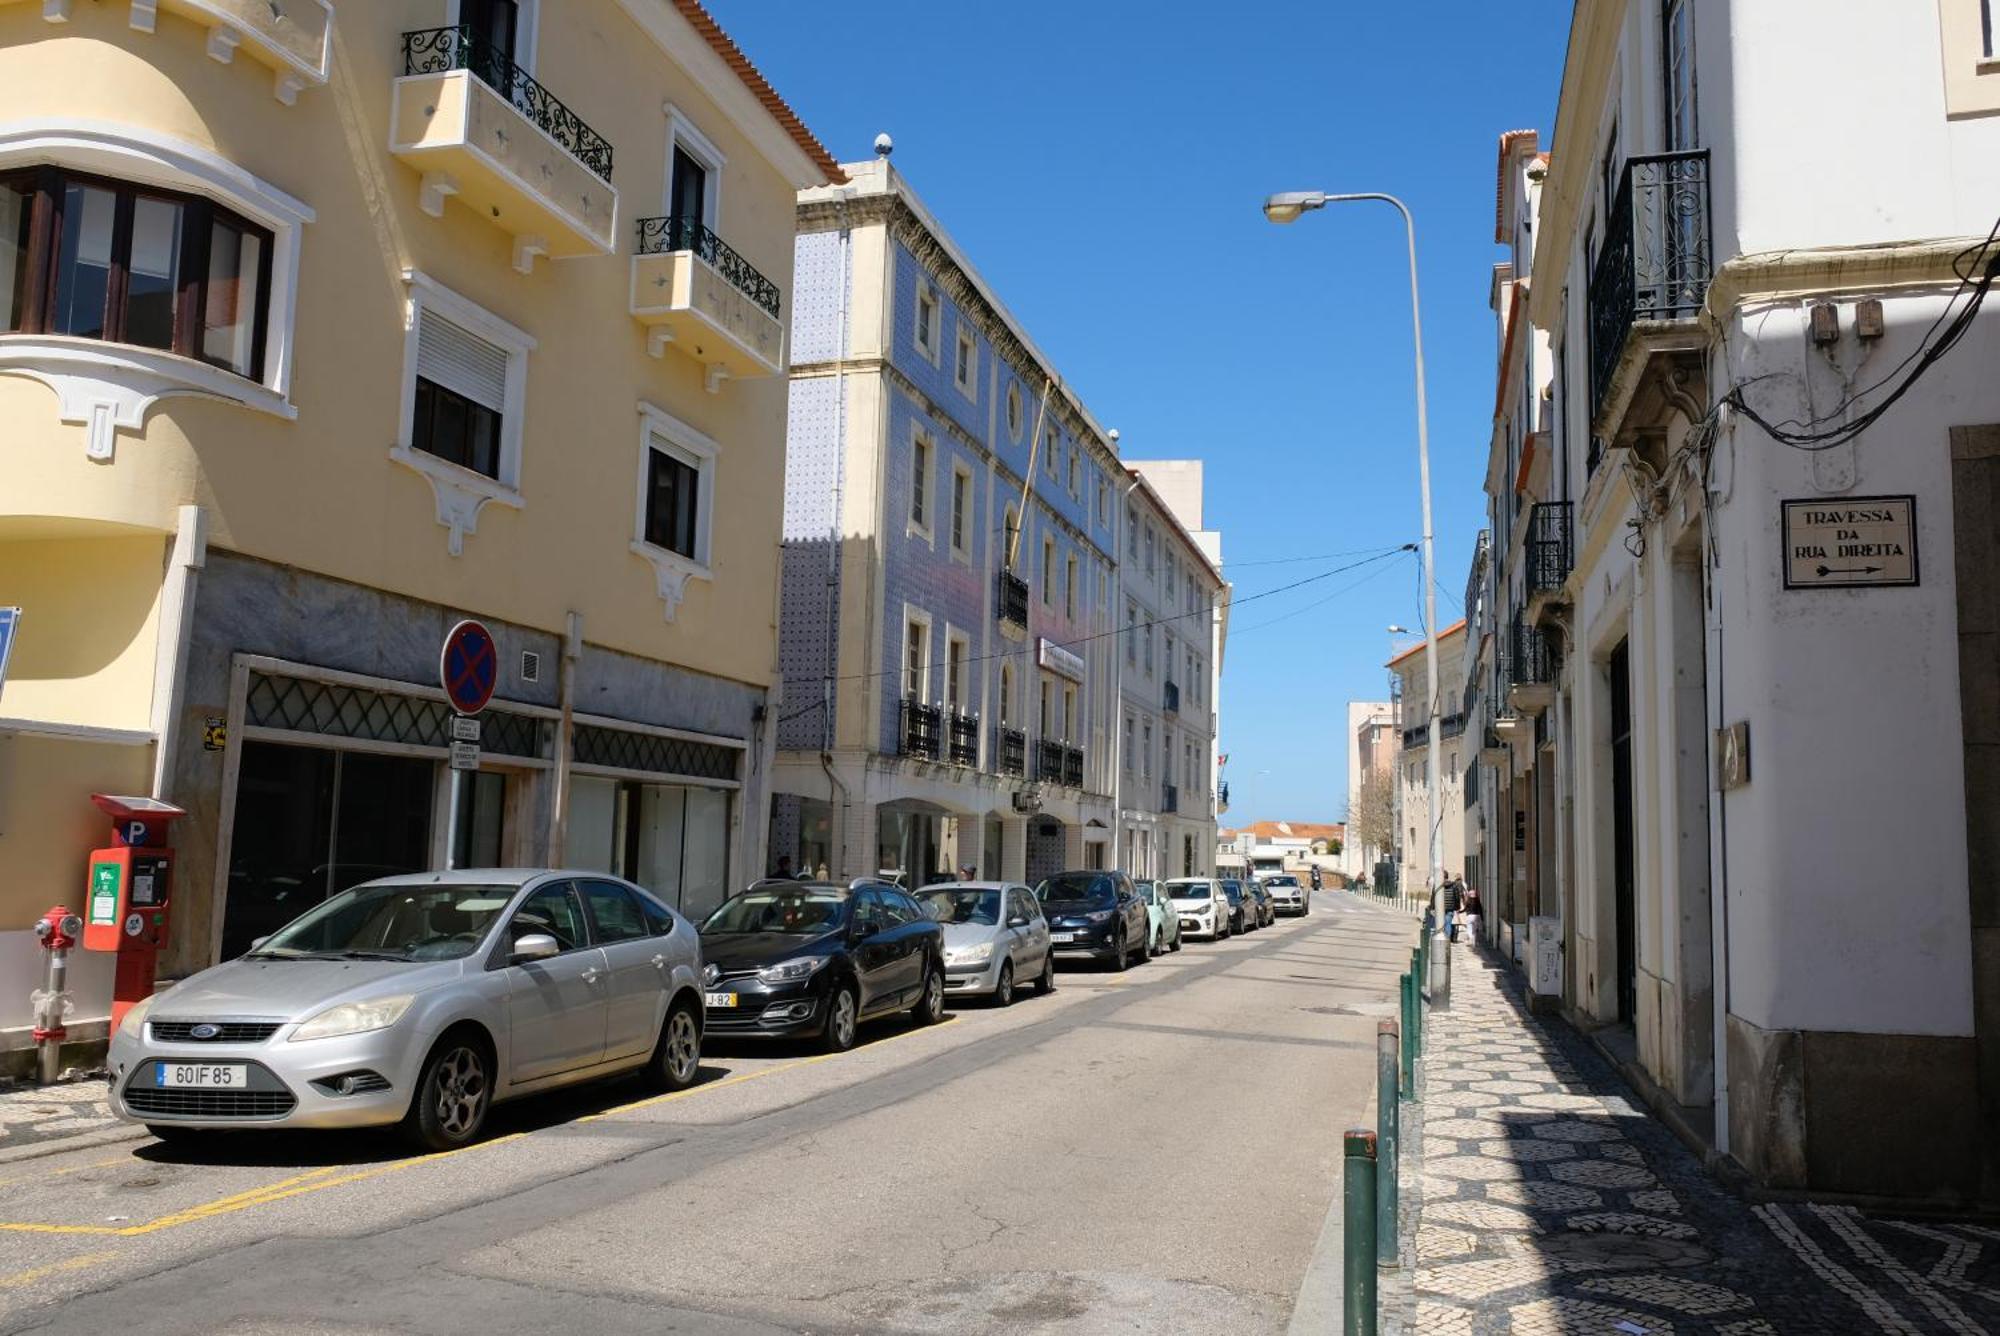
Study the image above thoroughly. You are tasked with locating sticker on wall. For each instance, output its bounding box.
[1781,495,1918,589]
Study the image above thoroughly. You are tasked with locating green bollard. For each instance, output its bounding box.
[1410,948,1424,1059]
[1398,972,1414,1099]
[1377,1020,1400,1269]
[1343,1129,1378,1336]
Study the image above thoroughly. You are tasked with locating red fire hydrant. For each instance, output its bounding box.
[31,906,81,1086]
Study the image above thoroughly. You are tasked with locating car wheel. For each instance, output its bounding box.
[1145,927,1159,960]
[1036,950,1056,994]
[1109,928,1129,971]
[823,984,859,1053]
[915,965,947,1024]
[995,961,1016,1007]
[646,1000,701,1092]
[1171,931,1182,953]
[402,1035,491,1152]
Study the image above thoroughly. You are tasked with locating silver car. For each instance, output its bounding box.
[917,882,1053,1006]
[1165,877,1230,940]
[107,870,705,1150]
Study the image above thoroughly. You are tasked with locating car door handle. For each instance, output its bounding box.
[580,967,602,984]
[650,953,667,970]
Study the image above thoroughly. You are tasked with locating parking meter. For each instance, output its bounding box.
[81,794,186,1031]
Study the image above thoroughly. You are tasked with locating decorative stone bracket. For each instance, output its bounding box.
[0,339,294,461]
[629,541,712,622]
[389,445,523,556]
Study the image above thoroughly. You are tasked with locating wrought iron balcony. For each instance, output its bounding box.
[1464,529,1490,617]
[1402,712,1467,748]
[1588,150,1711,415]
[1035,738,1066,783]
[997,569,1030,628]
[1163,680,1180,715]
[1163,784,1179,814]
[898,698,941,761]
[1525,501,1574,597]
[947,711,979,767]
[402,27,613,181]
[997,726,1026,777]
[637,216,780,318]
[1061,745,1085,789]
[1507,615,1556,688]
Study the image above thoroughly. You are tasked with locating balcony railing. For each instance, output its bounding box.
[1035,738,1066,783]
[636,216,781,319]
[1061,745,1085,789]
[1402,712,1467,748]
[1507,615,1557,688]
[899,698,941,760]
[1163,680,1180,715]
[1163,784,1179,814]
[947,711,979,766]
[997,726,1026,777]
[997,569,1030,628]
[1464,529,1490,617]
[402,27,613,182]
[1526,501,1574,596]
[1587,150,1710,414]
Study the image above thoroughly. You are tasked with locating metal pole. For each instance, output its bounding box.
[1343,1128,1378,1335]
[1377,1020,1400,1269]
[37,945,68,1085]
[1399,972,1414,1098]
[445,765,465,871]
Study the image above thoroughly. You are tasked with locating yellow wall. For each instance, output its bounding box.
[0,729,155,943]
[0,0,802,690]
[0,533,165,731]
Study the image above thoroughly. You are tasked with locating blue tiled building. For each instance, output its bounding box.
[770,156,1123,884]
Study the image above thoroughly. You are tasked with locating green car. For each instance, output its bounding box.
[1135,879,1184,957]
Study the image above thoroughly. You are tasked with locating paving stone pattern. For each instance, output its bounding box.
[1402,935,2000,1334]
[0,1074,118,1154]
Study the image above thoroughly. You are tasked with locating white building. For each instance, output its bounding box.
[1386,623,1468,894]
[1491,0,2000,1201]
[1341,700,1397,879]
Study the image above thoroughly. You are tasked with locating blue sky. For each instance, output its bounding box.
[710,1,1570,824]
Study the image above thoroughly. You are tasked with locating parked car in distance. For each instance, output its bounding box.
[699,881,945,1053]
[1036,871,1149,970]
[1218,878,1251,934]
[1262,874,1308,915]
[917,881,1053,1005]
[1136,880,1183,956]
[1247,881,1277,927]
[1165,877,1229,940]
[109,870,706,1151]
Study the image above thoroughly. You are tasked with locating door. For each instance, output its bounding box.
[1609,641,1638,1025]
[1116,874,1146,946]
[849,890,898,1014]
[878,890,929,1006]
[1011,887,1048,975]
[578,879,665,1063]
[462,0,518,63]
[669,146,707,232]
[503,881,609,1083]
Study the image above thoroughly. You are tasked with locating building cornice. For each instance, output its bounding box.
[1701,235,2000,325]
[1528,4,1622,331]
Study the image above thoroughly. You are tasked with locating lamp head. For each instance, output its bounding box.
[1262,191,1328,224]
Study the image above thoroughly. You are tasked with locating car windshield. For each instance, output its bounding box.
[702,889,847,935]
[1168,882,1212,898]
[920,888,1002,926]
[1037,874,1114,906]
[1222,884,1244,903]
[250,883,514,961]
[1268,877,1299,887]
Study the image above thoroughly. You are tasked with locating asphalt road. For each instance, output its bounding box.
[0,897,1417,1336]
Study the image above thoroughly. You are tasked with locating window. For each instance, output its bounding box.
[664,103,724,230]
[1166,558,1177,602]
[1040,678,1054,735]
[998,662,1014,727]
[1067,446,1080,497]
[1143,621,1154,676]
[643,439,700,558]
[631,402,719,611]
[580,880,648,944]
[915,282,938,360]
[1003,505,1020,564]
[0,167,272,379]
[1144,523,1156,576]
[1064,554,1077,619]
[1142,723,1152,778]
[954,327,976,397]
[950,464,971,558]
[1124,714,1134,772]
[1127,507,1138,558]
[1126,601,1138,665]
[946,632,968,712]
[1062,685,1076,741]
[904,614,930,700]
[1044,426,1058,476]
[1097,475,1110,525]
[1663,0,1697,152]
[911,432,932,534]
[512,882,588,952]
[1006,382,1023,442]
[1042,536,1056,605]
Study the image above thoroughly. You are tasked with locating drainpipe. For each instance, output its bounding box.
[547,612,582,865]
[149,505,208,799]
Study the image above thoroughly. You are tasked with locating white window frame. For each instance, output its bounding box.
[628,400,719,621]
[945,627,970,714]
[1003,504,1020,565]
[1062,684,1076,742]
[998,662,1015,728]
[948,460,973,563]
[908,426,935,545]
[1043,426,1058,477]
[662,102,725,228]
[954,324,977,400]
[903,606,933,701]
[393,271,536,556]
[1939,0,2000,114]
[915,279,940,364]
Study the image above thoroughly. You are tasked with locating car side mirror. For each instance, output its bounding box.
[510,932,560,964]
[248,936,270,953]
[851,919,878,940]
[1007,914,1029,928]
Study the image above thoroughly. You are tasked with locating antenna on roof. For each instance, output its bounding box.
[873,132,894,159]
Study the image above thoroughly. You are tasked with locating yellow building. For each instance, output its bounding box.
[0,0,839,1062]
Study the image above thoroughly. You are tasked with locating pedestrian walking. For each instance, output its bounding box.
[1460,884,1482,943]
[1441,873,1463,942]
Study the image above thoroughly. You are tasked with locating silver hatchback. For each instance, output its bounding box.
[107,870,706,1150]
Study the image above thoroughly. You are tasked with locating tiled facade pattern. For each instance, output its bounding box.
[1397,932,2000,1334]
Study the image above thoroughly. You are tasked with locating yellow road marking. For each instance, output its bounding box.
[0,1013,961,1243]
[0,1152,133,1193]
[0,1250,118,1289]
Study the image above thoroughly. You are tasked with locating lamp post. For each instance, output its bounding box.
[1267,190,1441,903]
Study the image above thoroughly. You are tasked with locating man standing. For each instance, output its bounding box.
[1441,872,1464,942]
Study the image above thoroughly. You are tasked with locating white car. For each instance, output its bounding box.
[1262,874,1309,915]
[1164,877,1231,940]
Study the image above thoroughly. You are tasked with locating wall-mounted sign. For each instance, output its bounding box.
[1782,495,1918,589]
[1037,637,1085,681]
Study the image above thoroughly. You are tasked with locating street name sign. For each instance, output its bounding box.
[1781,495,1918,589]
[450,740,480,771]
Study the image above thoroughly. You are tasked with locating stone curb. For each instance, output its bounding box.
[0,1121,147,1166]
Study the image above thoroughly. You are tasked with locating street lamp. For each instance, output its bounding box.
[1267,188,1442,904]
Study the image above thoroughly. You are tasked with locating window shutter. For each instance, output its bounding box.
[416,307,508,410]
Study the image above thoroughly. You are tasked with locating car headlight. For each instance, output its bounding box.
[1085,910,1113,924]
[116,992,160,1040]
[758,956,829,985]
[289,995,415,1042]
[947,941,994,967]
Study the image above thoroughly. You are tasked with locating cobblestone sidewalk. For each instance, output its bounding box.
[1400,935,2000,1335]
[0,1074,124,1160]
